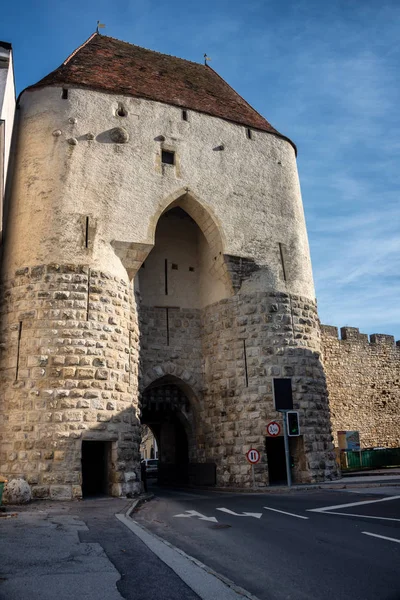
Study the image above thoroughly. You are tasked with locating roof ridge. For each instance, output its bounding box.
[99,33,207,69]
[64,32,98,65]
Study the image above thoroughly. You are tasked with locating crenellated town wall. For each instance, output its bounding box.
[321,325,400,449]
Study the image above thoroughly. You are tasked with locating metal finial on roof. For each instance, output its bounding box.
[96,21,106,34]
[204,53,211,65]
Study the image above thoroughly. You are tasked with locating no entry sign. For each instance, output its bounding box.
[246,448,261,464]
[266,421,281,437]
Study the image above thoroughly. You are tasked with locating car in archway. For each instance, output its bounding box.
[143,459,158,477]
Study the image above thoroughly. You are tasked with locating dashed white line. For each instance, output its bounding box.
[314,511,400,522]
[263,506,309,520]
[362,531,400,544]
[307,495,400,513]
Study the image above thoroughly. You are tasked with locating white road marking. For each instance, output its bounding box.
[315,511,400,522]
[216,508,263,519]
[362,531,400,544]
[308,495,400,513]
[263,506,309,520]
[174,510,218,523]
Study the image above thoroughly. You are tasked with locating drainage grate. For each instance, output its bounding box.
[210,523,231,529]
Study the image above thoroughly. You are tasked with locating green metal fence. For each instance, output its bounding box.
[341,448,400,470]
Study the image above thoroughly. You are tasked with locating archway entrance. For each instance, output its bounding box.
[141,376,216,487]
[141,378,190,485]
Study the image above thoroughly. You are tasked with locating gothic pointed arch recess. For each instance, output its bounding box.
[142,188,234,305]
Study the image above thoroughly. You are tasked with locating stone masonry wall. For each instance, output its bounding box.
[139,304,203,386]
[200,292,338,487]
[138,292,338,488]
[321,325,400,449]
[0,264,141,499]
[138,303,203,461]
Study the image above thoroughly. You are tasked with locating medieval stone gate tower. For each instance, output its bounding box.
[0,33,337,499]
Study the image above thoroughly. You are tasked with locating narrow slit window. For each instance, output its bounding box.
[246,128,252,140]
[62,88,68,100]
[15,321,23,381]
[85,216,89,248]
[279,242,287,281]
[161,150,175,165]
[182,110,188,121]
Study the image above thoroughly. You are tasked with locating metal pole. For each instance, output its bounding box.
[282,412,292,487]
[252,464,255,489]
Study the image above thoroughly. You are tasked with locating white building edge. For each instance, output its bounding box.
[0,41,16,232]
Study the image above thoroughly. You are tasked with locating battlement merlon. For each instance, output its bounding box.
[320,324,400,347]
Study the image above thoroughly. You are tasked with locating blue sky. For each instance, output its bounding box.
[2,0,399,339]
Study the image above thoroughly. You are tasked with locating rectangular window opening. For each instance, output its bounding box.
[182,110,188,121]
[171,264,178,270]
[246,128,253,140]
[189,266,194,272]
[62,88,68,100]
[162,150,175,165]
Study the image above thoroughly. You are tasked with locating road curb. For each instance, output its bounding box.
[322,482,400,490]
[121,505,261,600]
[125,493,154,518]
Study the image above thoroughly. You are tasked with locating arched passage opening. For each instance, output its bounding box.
[140,376,205,485]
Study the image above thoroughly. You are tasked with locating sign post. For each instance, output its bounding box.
[246,448,261,489]
[282,412,292,488]
[272,378,298,488]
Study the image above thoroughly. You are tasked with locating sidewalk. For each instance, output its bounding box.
[341,467,400,478]
[321,468,400,488]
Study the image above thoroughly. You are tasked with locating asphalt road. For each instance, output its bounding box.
[134,485,400,600]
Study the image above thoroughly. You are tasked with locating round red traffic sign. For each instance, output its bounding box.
[266,421,281,437]
[246,448,261,464]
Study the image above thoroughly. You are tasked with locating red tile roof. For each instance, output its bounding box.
[27,33,295,152]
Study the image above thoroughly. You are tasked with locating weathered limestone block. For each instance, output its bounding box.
[3,478,32,504]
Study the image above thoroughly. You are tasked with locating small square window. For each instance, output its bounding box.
[162,150,175,165]
[171,264,178,270]
[189,267,194,272]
